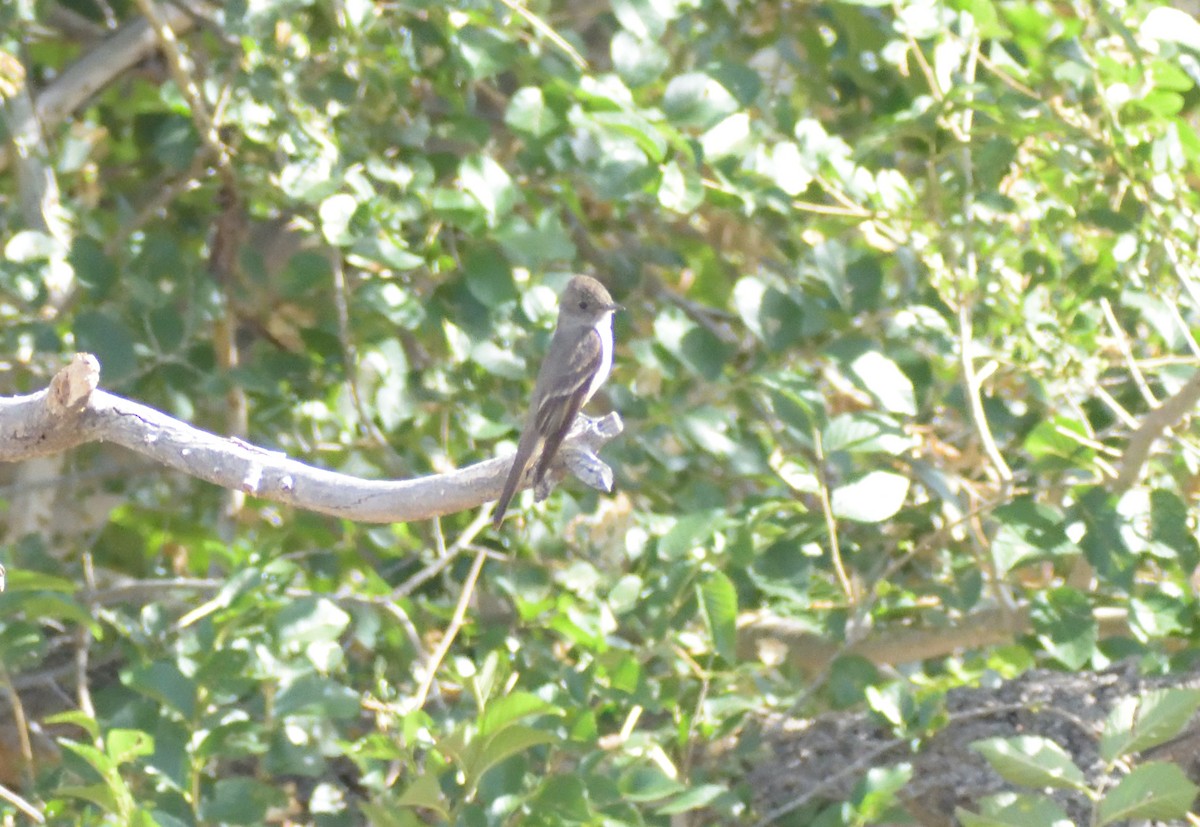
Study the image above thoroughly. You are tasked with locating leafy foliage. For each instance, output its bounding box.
[3,0,1200,823]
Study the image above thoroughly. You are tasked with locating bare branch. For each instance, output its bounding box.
[1112,368,1200,493]
[33,5,201,138]
[0,354,623,525]
[738,604,1132,676]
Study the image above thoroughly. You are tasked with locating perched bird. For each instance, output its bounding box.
[493,275,620,528]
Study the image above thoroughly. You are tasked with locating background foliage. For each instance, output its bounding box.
[4,0,1200,824]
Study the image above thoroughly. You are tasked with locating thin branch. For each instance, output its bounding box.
[1113,368,1200,493]
[1101,298,1158,408]
[752,736,906,827]
[954,35,1012,489]
[410,549,489,710]
[330,258,391,449]
[129,0,234,185]
[0,4,203,173]
[812,426,854,603]
[394,510,496,599]
[75,552,99,742]
[0,780,43,824]
[495,0,587,69]
[739,604,1132,677]
[0,665,36,789]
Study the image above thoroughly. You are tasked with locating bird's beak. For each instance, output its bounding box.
[607,302,624,313]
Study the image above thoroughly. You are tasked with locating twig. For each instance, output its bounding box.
[953,35,1012,489]
[1101,298,1158,408]
[410,549,489,710]
[0,780,43,823]
[330,258,391,448]
[0,665,36,789]
[813,426,854,603]
[75,552,99,745]
[905,33,942,102]
[129,0,234,185]
[105,160,206,256]
[394,509,496,599]
[751,737,907,826]
[495,0,587,69]
[1090,383,1140,430]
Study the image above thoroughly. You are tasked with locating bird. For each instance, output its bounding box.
[493,275,620,528]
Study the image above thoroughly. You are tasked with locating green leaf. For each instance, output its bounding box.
[1141,6,1200,51]
[461,725,557,788]
[618,764,686,802]
[105,729,154,764]
[5,229,63,261]
[74,311,137,384]
[505,87,561,137]
[662,72,740,129]
[45,710,100,741]
[1029,588,1096,670]
[654,308,731,380]
[957,793,1072,827]
[1097,762,1199,825]
[2,570,77,592]
[854,763,913,819]
[611,0,672,40]
[1101,689,1200,762]
[353,233,425,271]
[1023,416,1095,471]
[697,570,738,663]
[460,154,519,224]
[201,778,284,825]
[732,278,801,349]
[701,113,752,160]
[1149,489,1199,565]
[394,773,448,819]
[991,499,1079,578]
[822,413,915,456]
[53,783,119,814]
[658,511,724,560]
[765,141,813,195]
[592,111,668,162]
[709,62,762,107]
[534,774,593,820]
[479,691,559,736]
[846,350,916,416]
[456,26,518,79]
[274,674,361,720]
[612,30,669,87]
[71,236,118,297]
[1128,593,1187,641]
[274,596,351,645]
[125,661,197,719]
[319,193,359,245]
[831,471,910,523]
[969,736,1087,791]
[656,783,732,814]
[659,160,705,213]
[495,211,576,267]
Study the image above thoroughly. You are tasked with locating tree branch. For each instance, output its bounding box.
[1113,367,1200,493]
[0,354,622,524]
[738,604,1133,676]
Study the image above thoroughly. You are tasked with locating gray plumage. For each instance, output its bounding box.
[493,275,618,528]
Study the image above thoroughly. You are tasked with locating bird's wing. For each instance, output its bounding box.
[531,327,603,484]
[494,326,604,528]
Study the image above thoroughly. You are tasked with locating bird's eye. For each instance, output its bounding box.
[579,301,589,310]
